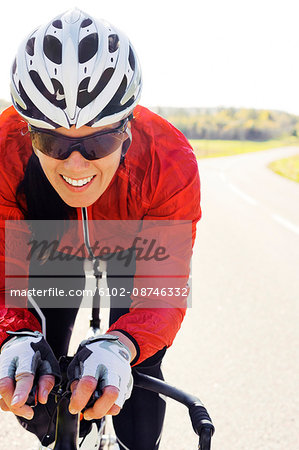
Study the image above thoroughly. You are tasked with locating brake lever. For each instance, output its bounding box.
[25,385,38,408]
[82,388,102,413]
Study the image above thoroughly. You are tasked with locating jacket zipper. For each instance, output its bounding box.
[81,207,103,330]
[81,206,107,272]
[81,207,95,260]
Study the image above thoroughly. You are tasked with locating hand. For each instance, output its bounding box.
[0,331,60,419]
[68,335,133,420]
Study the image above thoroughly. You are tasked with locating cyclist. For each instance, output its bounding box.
[0,8,201,450]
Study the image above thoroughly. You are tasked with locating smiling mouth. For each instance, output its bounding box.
[61,175,95,187]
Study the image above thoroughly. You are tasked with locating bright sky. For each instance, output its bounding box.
[1,0,299,114]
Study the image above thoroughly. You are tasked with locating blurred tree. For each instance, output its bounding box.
[154,106,299,141]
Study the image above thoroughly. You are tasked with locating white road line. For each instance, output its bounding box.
[218,171,258,206]
[228,183,258,206]
[272,214,299,235]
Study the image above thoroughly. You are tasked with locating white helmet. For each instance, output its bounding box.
[10,8,142,129]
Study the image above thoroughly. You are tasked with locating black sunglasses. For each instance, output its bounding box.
[29,119,129,161]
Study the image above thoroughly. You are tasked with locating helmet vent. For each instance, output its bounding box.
[51,78,66,108]
[52,20,62,29]
[81,18,92,28]
[43,35,62,64]
[18,80,61,127]
[128,46,135,71]
[77,68,114,108]
[12,58,17,75]
[79,34,98,63]
[87,75,134,126]
[77,76,90,108]
[108,34,119,53]
[29,70,66,108]
[26,37,36,57]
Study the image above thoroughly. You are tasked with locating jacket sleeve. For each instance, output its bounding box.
[108,127,201,365]
[0,208,43,346]
[0,108,42,347]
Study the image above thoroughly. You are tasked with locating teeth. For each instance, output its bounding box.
[62,175,94,187]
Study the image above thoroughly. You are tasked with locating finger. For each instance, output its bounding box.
[84,385,119,420]
[0,376,34,420]
[0,377,15,406]
[37,375,55,404]
[9,373,35,420]
[106,404,121,416]
[70,380,79,394]
[0,398,10,411]
[11,373,34,407]
[12,404,35,420]
[69,376,97,414]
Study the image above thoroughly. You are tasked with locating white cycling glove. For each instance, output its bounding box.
[0,330,61,381]
[68,334,133,408]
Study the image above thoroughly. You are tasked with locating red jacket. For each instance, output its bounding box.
[0,105,201,364]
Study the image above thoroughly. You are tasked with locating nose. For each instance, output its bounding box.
[63,151,90,171]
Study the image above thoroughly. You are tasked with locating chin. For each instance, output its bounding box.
[64,198,98,208]
[59,193,100,208]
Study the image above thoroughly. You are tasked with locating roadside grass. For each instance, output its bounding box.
[268,155,299,183]
[190,136,299,159]
[190,137,299,184]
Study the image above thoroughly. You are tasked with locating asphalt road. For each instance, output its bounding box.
[0,147,298,449]
[160,146,299,449]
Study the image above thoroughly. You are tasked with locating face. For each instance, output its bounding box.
[34,122,129,208]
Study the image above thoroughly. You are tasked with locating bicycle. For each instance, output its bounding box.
[27,321,215,449]
[25,260,215,449]
[30,358,214,450]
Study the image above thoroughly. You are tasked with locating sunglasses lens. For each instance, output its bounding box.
[30,132,66,159]
[83,133,125,159]
[30,125,126,160]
